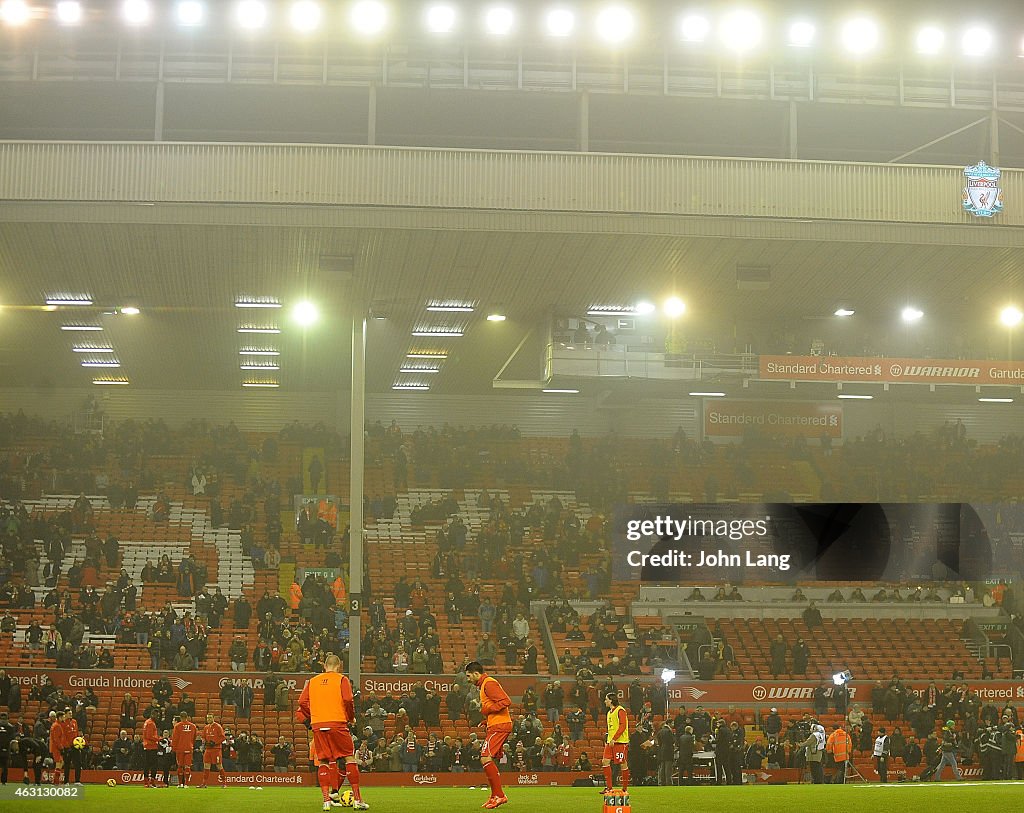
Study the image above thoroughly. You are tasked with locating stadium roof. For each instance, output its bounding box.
[1,216,1022,394]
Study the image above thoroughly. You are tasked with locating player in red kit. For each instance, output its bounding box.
[200,713,226,788]
[61,709,83,785]
[48,710,67,786]
[142,710,160,787]
[171,712,198,788]
[297,654,369,812]
[465,662,512,809]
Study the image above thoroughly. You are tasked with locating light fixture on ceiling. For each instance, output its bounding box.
[837,394,873,400]
[292,300,319,326]
[407,352,448,359]
[92,378,130,386]
[962,25,994,57]
[239,349,280,356]
[61,325,103,331]
[979,397,1013,403]
[56,1,83,25]
[999,305,1023,327]
[412,330,463,337]
[586,305,642,317]
[175,0,204,27]
[351,0,388,35]
[0,0,31,25]
[424,3,455,33]
[119,306,141,316]
[841,16,880,54]
[595,5,634,44]
[72,346,115,353]
[664,297,686,318]
[46,296,93,306]
[122,0,151,26]
[487,312,507,322]
[787,19,815,47]
[243,381,280,388]
[235,0,268,29]
[545,7,574,37]
[679,13,710,43]
[542,388,580,394]
[240,363,281,370]
[81,360,121,368]
[689,391,726,397]
[235,298,282,308]
[399,367,440,374]
[484,5,514,36]
[426,303,474,312]
[916,25,945,55]
[393,384,430,391]
[719,9,763,52]
[289,0,321,32]
[237,327,281,334]
[901,306,924,322]
[834,307,855,317]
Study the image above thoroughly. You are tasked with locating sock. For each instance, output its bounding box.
[330,763,341,792]
[345,764,362,801]
[621,768,630,792]
[53,769,61,786]
[603,766,613,789]
[184,767,191,786]
[483,761,503,797]
[219,769,226,784]
[203,770,208,786]
[317,765,332,802]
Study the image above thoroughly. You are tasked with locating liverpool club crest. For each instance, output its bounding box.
[963,161,1003,217]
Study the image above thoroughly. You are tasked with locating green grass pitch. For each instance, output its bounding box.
[54,782,1024,813]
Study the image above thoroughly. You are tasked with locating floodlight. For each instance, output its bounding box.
[487,312,507,322]
[290,0,321,32]
[235,0,268,29]
[1000,305,1023,327]
[962,25,993,57]
[832,669,852,685]
[834,308,855,317]
[175,0,204,27]
[292,300,319,326]
[916,25,944,55]
[720,9,762,52]
[425,3,455,33]
[351,0,387,36]
[841,17,879,54]
[545,8,574,38]
[56,1,83,25]
[660,668,676,684]
[901,306,924,323]
[119,306,141,316]
[664,297,686,318]
[679,13,709,43]
[635,301,656,315]
[122,0,150,25]
[484,6,514,36]
[0,0,31,25]
[787,20,815,47]
[595,5,634,44]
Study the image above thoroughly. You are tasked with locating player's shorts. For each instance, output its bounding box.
[312,722,354,761]
[603,743,627,765]
[203,749,223,765]
[175,752,192,768]
[481,726,512,759]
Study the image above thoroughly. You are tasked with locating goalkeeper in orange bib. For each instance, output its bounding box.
[465,661,512,809]
[297,654,369,812]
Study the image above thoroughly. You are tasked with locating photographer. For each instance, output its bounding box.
[800,722,826,784]
[872,726,890,783]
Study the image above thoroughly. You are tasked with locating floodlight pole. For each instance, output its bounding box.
[348,289,367,689]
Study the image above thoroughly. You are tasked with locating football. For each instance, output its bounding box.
[106,779,116,787]
[72,736,86,750]
[340,790,355,807]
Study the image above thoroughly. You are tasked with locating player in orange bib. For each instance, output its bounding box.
[171,713,198,788]
[466,661,512,810]
[200,713,226,788]
[297,654,369,812]
[142,711,160,788]
[602,692,630,795]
